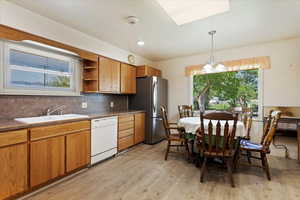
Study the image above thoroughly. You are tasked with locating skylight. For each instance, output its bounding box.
[155,0,230,25]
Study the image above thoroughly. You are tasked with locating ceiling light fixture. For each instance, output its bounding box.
[137,40,145,46]
[203,30,225,74]
[155,0,230,25]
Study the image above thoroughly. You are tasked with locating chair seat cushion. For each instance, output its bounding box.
[240,139,263,150]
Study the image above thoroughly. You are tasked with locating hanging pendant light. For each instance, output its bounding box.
[203,30,225,73]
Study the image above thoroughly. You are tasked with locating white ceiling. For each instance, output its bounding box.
[9,0,300,61]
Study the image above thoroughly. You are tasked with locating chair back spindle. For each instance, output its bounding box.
[261,110,274,144]
[241,109,253,139]
[178,105,193,118]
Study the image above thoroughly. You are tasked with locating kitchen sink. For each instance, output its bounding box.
[15,114,89,124]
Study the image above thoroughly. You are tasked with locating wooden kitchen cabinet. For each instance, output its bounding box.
[118,113,145,151]
[30,121,90,187]
[118,114,135,151]
[99,57,121,93]
[134,113,145,144]
[30,120,90,141]
[30,136,65,187]
[118,135,135,151]
[66,130,91,172]
[82,59,100,93]
[84,56,136,94]
[121,63,136,94]
[0,143,28,200]
[136,65,162,77]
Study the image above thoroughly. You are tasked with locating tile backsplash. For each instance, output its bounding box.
[0,93,128,120]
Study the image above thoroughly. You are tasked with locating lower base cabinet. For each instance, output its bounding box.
[118,135,134,151]
[0,114,144,199]
[66,131,91,172]
[118,113,145,151]
[30,136,65,187]
[134,113,145,144]
[0,143,28,200]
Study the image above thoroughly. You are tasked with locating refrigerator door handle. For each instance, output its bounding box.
[152,80,157,116]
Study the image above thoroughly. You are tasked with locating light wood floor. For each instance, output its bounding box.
[24,141,300,200]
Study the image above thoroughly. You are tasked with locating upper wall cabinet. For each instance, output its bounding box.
[82,57,136,94]
[121,63,137,94]
[99,57,121,93]
[136,65,162,77]
[82,58,100,93]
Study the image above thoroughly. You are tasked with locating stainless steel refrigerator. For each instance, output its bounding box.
[129,76,168,144]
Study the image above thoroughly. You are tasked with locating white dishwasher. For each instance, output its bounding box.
[91,116,118,165]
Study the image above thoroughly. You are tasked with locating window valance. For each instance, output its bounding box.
[185,56,271,76]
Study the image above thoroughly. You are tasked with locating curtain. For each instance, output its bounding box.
[185,56,271,76]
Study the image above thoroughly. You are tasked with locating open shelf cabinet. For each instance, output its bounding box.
[82,58,99,93]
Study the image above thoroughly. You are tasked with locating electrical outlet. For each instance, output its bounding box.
[82,102,88,109]
[110,101,114,108]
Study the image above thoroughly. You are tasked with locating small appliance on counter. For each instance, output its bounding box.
[129,76,168,144]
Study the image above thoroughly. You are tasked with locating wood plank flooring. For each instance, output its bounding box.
[23,141,300,200]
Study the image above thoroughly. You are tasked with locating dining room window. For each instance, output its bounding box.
[193,69,260,117]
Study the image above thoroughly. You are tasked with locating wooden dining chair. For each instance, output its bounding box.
[240,110,273,164]
[196,111,238,187]
[235,111,281,180]
[161,106,190,160]
[178,105,193,118]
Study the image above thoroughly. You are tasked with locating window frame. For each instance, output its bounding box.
[189,69,264,120]
[0,40,81,96]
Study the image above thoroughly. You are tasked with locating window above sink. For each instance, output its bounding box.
[0,40,81,96]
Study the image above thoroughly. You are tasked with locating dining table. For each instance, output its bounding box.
[178,117,246,163]
[178,117,246,137]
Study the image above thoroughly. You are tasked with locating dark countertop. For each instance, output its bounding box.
[0,110,145,133]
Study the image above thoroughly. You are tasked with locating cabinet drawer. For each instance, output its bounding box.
[119,121,134,131]
[118,128,134,139]
[118,115,134,123]
[30,120,90,141]
[0,129,27,148]
[118,135,134,151]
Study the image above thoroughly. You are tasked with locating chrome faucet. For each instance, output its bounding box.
[46,105,66,116]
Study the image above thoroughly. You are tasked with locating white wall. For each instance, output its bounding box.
[0,1,153,66]
[155,38,300,120]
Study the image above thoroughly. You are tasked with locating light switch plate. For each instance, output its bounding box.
[82,102,88,109]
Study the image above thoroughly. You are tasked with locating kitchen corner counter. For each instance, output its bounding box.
[0,110,145,133]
